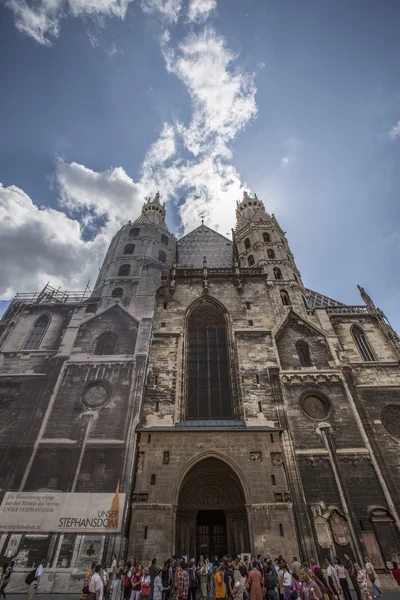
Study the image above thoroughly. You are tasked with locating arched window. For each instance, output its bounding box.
[244,238,251,249]
[94,332,118,355]
[248,255,255,266]
[150,474,156,486]
[263,232,270,243]
[23,315,50,350]
[129,228,139,238]
[112,287,123,298]
[118,264,131,276]
[187,300,233,419]
[124,244,135,255]
[296,340,312,367]
[352,325,375,361]
[158,250,167,263]
[279,523,284,537]
[280,290,291,306]
[161,234,169,246]
[273,267,282,280]
[267,249,275,259]
[271,474,276,486]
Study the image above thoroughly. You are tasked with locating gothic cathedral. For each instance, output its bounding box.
[0,192,399,592]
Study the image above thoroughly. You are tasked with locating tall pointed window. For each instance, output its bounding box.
[118,264,131,276]
[124,244,135,254]
[158,250,167,263]
[244,238,251,249]
[274,267,283,280]
[94,332,118,355]
[248,255,255,266]
[23,315,50,350]
[352,325,375,361]
[187,300,233,419]
[280,290,291,306]
[267,249,275,259]
[263,232,270,242]
[296,340,312,367]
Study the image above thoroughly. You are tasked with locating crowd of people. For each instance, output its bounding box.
[81,553,400,600]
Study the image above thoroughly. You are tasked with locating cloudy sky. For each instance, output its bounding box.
[0,0,399,330]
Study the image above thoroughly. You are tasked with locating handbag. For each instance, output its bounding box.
[142,584,151,597]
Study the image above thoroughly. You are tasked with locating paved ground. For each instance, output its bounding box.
[6,593,400,600]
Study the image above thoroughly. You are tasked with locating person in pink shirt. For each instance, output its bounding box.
[310,559,320,577]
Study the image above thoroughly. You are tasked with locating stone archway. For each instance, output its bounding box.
[176,457,249,559]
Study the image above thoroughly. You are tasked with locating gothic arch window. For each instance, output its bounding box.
[23,314,50,350]
[118,264,131,276]
[273,267,283,280]
[158,250,167,263]
[296,340,312,367]
[267,249,275,259]
[161,234,169,246]
[124,243,135,255]
[129,228,139,238]
[244,238,251,249]
[187,300,233,419]
[280,290,291,306]
[351,325,375,361]
[112,287,123,298]
[94,332,118,355]
[263,232,270,243]
[248,255,255,266]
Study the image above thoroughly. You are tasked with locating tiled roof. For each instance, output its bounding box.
[177,225,233,268]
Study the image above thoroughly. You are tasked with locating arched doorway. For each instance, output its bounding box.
[176,457,249,559]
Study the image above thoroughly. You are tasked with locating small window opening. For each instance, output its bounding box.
[112,287,123,298]
[258,401,262,412]
[144,526,148,539]
[273,267,283,280]
[161,322,166,328]
[248,319,254,326]
[245,301,251,310]
[159,250,167,263]
[267,249,275,259]
[296,341,312,367]
[270,433,274,443]
[154,375,158,385]
[271,474,276,486]
[263,232,270,243]
[150,474,156,486]
[147,434,151,443]
[279,523,284,537]
[280,290,291,306]
[124,243,135,255]
[256,374,260,384]
[359,520,364,531]
[155,402,159,412]
[118,264,131,276]
[248,255,255,266]
[244,238,251,249]
[161,234,169,246]
[129,228,140,238]
[163,302,168,310]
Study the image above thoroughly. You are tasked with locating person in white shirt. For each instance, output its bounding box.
[282,565,292,600]
[27,560,45,600]
[89,564,103,600]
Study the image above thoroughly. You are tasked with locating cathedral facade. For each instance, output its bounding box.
[0,192,399,592]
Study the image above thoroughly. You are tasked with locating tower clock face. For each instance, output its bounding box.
[301,395,330,420]
[82,383,109,408]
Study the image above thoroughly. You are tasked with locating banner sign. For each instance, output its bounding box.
[0,488,125,533]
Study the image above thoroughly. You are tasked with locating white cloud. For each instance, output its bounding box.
[187,0,216,23]
[140,0,182,23]
[5,0,133,45]
[281,156,289,166]
[389,120,400,139]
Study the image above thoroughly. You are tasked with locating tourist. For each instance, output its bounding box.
[299,567,322,600]
[274,559,280,575]
[210,565,217,600]
[313,568,335,600]
[177,562,189,600]
[0,561,14,600]
[199,557,209,600]
[111,559,124,600]
[162,560,173,600]
[131,564,143,600]
[324,559,340,599]
[215,564,226,600]
[248,560,263,600]
[188,559,199,600]
[141,567,151,599]
[391,561,400,586]
[310,560,320,577]
[231,568,246,600]
[153,567,167,600]
[282,565,292,600]
[292,558,301,578]
[278,562,285,600]
[88,564,103,600]
[335,559,351,600]
[356,568,373,600]
[149,558,158,600]
[291,573,301,600]
[344,555,361,600]
[27,559,45,600]
[82,562,97,600]
[364,558,383,598]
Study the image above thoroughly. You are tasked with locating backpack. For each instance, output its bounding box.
[25,569,36,586]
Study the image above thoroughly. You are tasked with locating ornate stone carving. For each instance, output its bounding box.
[137,452,145,473]
[329,511,351,546]
[381,404,400,441]
[271,452,283,466]
[163,451,170,465]
[0,394,20,433]
[250,451,262,461]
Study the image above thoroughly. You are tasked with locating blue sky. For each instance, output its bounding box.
[0,0,399,330]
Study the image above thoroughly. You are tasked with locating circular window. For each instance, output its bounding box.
[381,405,400,441]
[81,382,111,408]
[0,394,20,432]
[301,394,330,420]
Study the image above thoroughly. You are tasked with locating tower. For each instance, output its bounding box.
[234,191,308,314]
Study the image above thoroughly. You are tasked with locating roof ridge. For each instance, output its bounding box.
[178,223,232,243]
